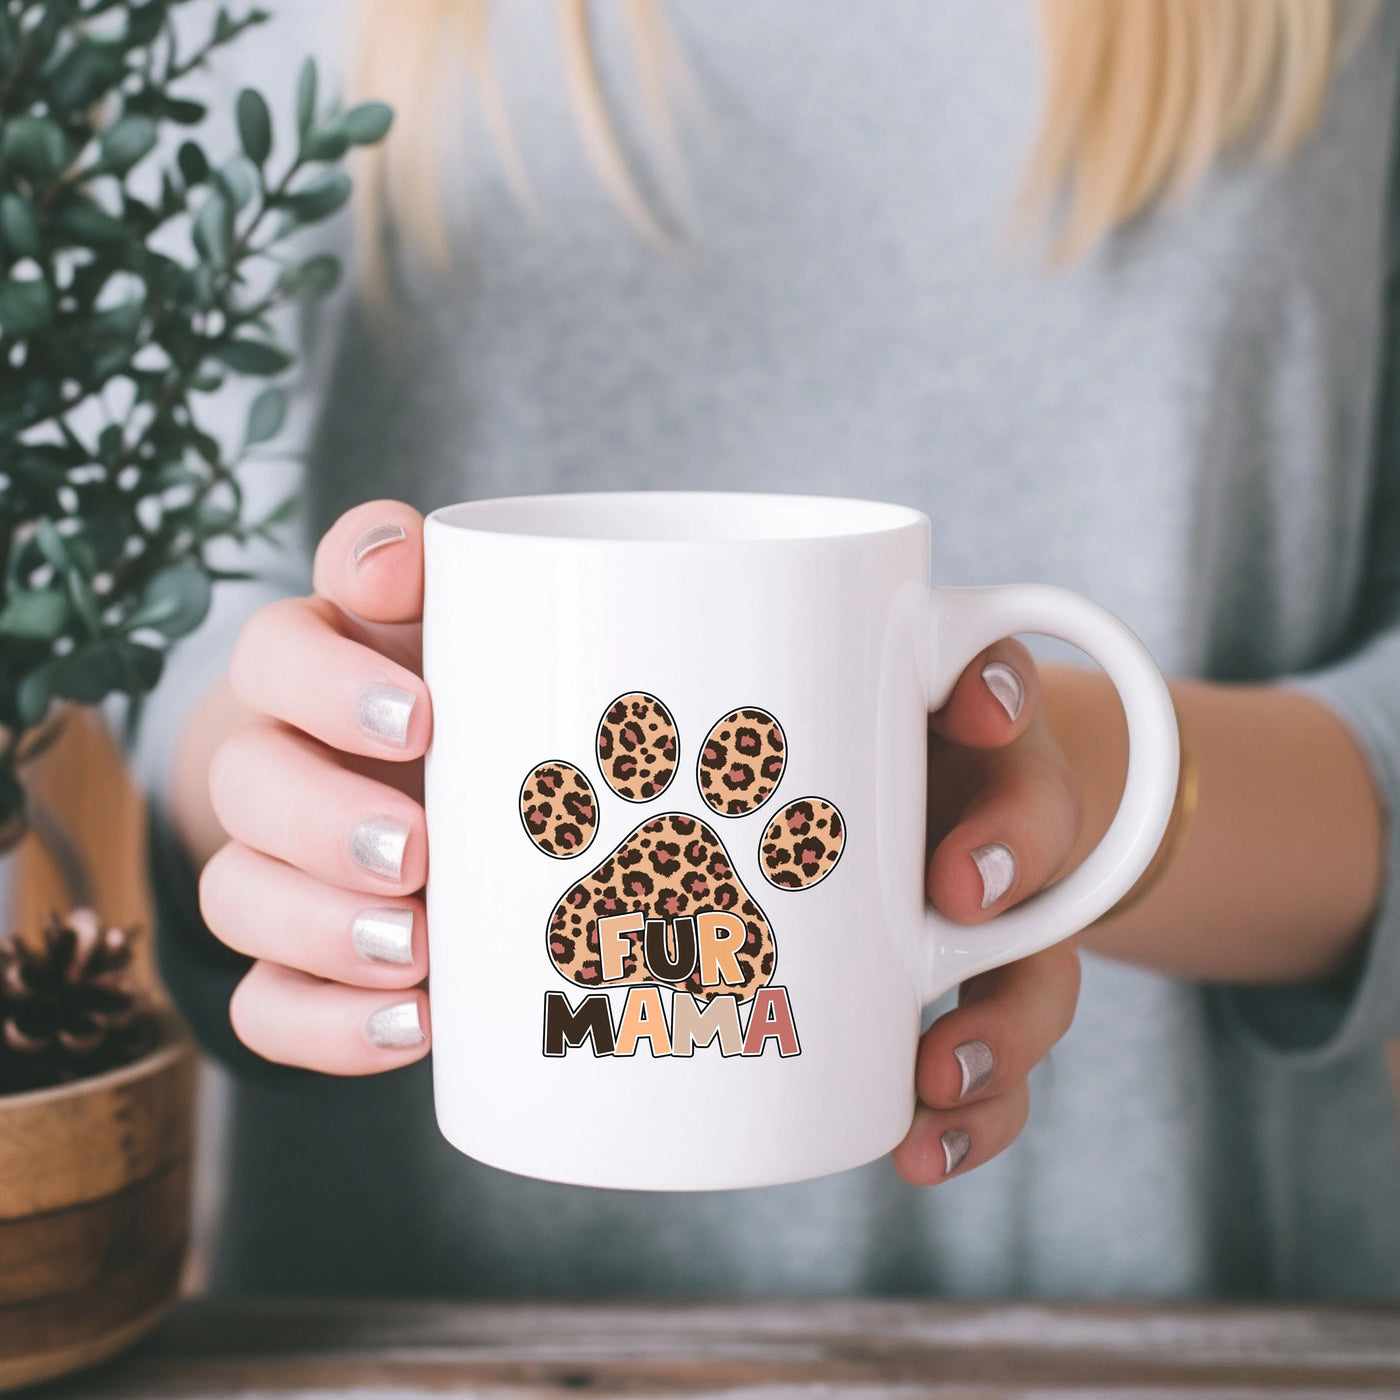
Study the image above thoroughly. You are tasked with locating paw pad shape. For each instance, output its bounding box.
[698,709,785,814]
[597,693,678,801]
[522,694,845,1005]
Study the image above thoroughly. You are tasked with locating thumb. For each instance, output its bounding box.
[312,499,425,625]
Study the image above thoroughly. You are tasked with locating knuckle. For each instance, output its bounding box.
[206,737,242,821]
[1001,638,1039,677]
[230,597,324,706]
[229,601,279,700]
[1007,1081,1032,1141]
[1034,942,1081,1039]
[227,966,264,1051]
[980,1086,1033,1168]
[197,845,234,931]
[1051,939,1083,999]
[207,726,271,817]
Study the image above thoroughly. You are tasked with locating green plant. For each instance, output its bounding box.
[0,0,392,842]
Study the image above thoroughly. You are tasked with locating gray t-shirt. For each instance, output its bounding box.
[147,0,1400,1297]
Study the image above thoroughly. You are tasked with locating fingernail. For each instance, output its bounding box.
[356,684,416,748]
[350,816,410,882]
[971,842,1015,909]
[953,1039,994,1098]
[981,661,1024,722]
[352,907,415,965]
[352,523,406,566]
[365,999,424,1048]
[941,1128,971,1176]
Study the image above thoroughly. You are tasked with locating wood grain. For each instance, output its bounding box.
[0,1023,195,1391]
[0,1160,190,1304]
[30,1299,1400,1398]
[0,1028,194,1219]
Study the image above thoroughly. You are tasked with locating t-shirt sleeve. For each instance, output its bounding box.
[1212,113,1400,1066]
[1214,632,1400,1065]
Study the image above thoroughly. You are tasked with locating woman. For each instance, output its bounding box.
[149,0,1400,1296]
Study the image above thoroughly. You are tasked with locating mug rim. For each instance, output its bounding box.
[426,491,928,545]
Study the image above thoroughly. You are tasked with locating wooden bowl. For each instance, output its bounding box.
[0,1018,196,1391]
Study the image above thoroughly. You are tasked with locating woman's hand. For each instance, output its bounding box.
[891,643,1084,1184]
[200,499,1086,1156]
[200,500,435,1073]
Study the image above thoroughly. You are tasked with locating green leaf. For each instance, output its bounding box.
[251,492,298,538]
[178,140,210,186]
[192,262,216,305]
[65,567,102,637]
[300,124,348,163]
[1,116,68,181]
[49,196,129,247]
[126,2,166,46]
[127,643,166,691]
[0,590,70,640]
[245,385,288,445]
[45,641,156,706]
[162,97,208,125]
[0,279,54,336]
[341,102,394,146]
[0,195,39,258]
[277,252,341,297]
[217,157,256,212]
[32,520,71,573]
[99,115,158,173]
[89,298,146,342]
[281,169,352,224]
[123,564,212,639]
[193,190,233,268]
[209,338,293,374]
[296,57,318,140]
[17,669,53,727]
[98,424,125,464]
[160,169,186,218]
[236,88,273,167]
[191,429,222,465]
[46,40,125,109]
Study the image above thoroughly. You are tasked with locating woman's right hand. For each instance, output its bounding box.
[199,500,435,1073]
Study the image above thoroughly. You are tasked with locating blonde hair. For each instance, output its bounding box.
[349,0,1368,286]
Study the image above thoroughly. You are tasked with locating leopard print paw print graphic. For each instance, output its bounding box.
[520,692,846,1044]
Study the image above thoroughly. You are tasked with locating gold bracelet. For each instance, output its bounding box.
[1089,711,1198,926]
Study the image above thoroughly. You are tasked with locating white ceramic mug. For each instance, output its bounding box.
[422,492,1178,1191]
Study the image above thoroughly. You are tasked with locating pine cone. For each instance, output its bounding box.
[0,910,158,1096]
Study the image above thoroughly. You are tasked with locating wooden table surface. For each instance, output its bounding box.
[21,1299,1400,1399]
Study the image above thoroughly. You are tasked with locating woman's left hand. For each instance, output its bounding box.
[891,641,1085,1184]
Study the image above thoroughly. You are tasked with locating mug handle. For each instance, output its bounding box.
[918,585,1179,1005]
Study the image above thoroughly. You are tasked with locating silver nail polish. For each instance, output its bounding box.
[365,1000,424,1049]
[981,661,1024,722]
[942,1128,971,1176]
[356,684,415,748]
[350,816,410,882]
[352,523,406,566]
[954,1039,995,1098]
[352,907,415,966]
[971,842,1015,909]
